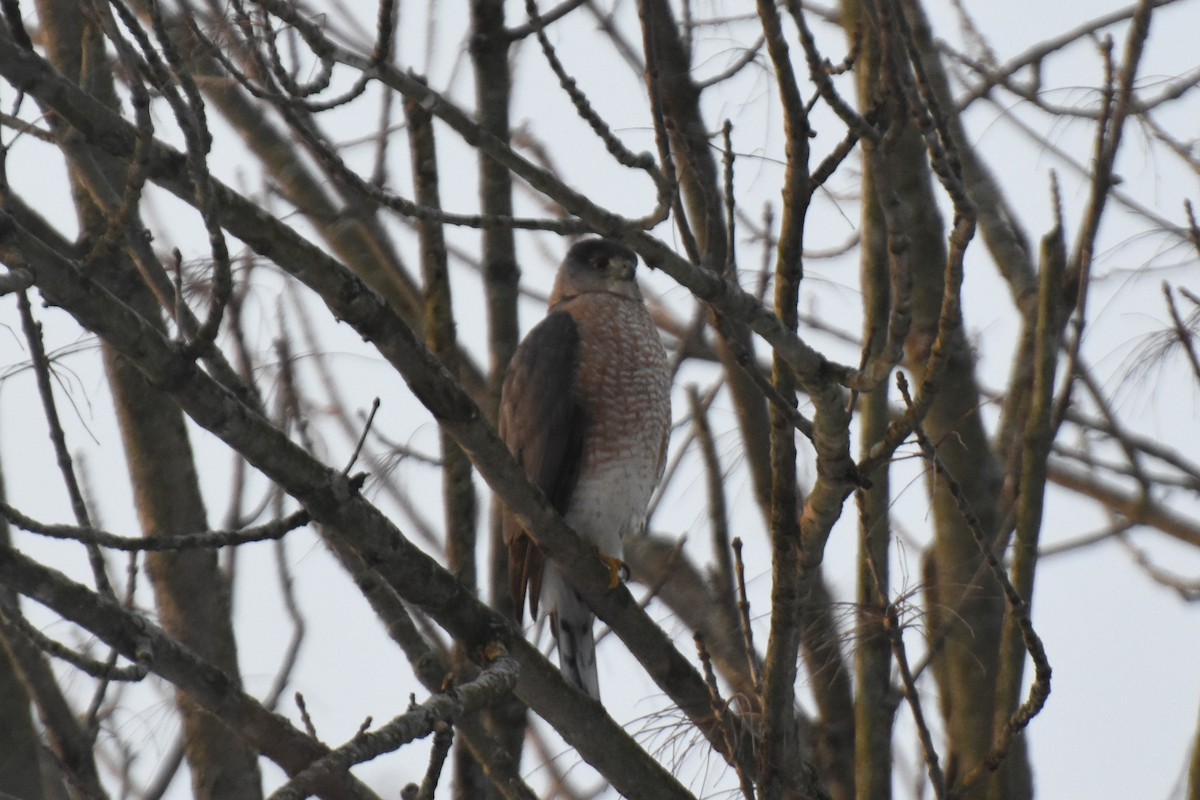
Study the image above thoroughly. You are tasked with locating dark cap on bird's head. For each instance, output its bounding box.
[551,238,643,304]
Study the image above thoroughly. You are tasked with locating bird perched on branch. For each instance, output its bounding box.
[500,238,672,700]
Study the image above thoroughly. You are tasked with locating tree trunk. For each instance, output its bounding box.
[842,1,1006,795]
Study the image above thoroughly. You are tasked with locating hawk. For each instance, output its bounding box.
[500,238,672,700]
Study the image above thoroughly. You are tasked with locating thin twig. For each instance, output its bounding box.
[731,538,762,695]
[343,398,382,475]
[17,290,114,598]
[414,721,454,800]
[0,592,149,681]
[0,502,311,551]
[883,601,945,799]
[694,632,757,800]
[524,0,670,228]
[1164,282,1200,383]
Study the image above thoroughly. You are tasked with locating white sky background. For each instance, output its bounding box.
[1,0,1199,798]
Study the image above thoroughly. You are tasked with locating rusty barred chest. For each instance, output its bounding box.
[563,292,671,536]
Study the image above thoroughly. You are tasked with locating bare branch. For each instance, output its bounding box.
[269,656,519,800]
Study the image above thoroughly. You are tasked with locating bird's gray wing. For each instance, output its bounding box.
[498,310,586,622]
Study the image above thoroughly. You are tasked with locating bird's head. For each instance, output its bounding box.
[550,238,643,305]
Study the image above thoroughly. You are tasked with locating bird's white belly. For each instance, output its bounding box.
[564,459,659,559]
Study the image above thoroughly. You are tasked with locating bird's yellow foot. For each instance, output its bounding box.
[600,554,629,589]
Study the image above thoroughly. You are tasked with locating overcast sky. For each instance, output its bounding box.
[1,1,1198,798]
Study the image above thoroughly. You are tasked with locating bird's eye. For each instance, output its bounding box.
[591,258,606,270]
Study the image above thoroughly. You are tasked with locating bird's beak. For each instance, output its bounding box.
[613,256,636,282]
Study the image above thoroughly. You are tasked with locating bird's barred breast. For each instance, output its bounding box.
[562,293,671,548]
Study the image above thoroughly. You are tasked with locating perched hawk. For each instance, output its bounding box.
[500,238,672,700]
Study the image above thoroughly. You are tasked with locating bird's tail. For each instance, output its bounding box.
[551,590,600,701]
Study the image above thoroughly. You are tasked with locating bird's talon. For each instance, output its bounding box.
[601,555,628,589]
